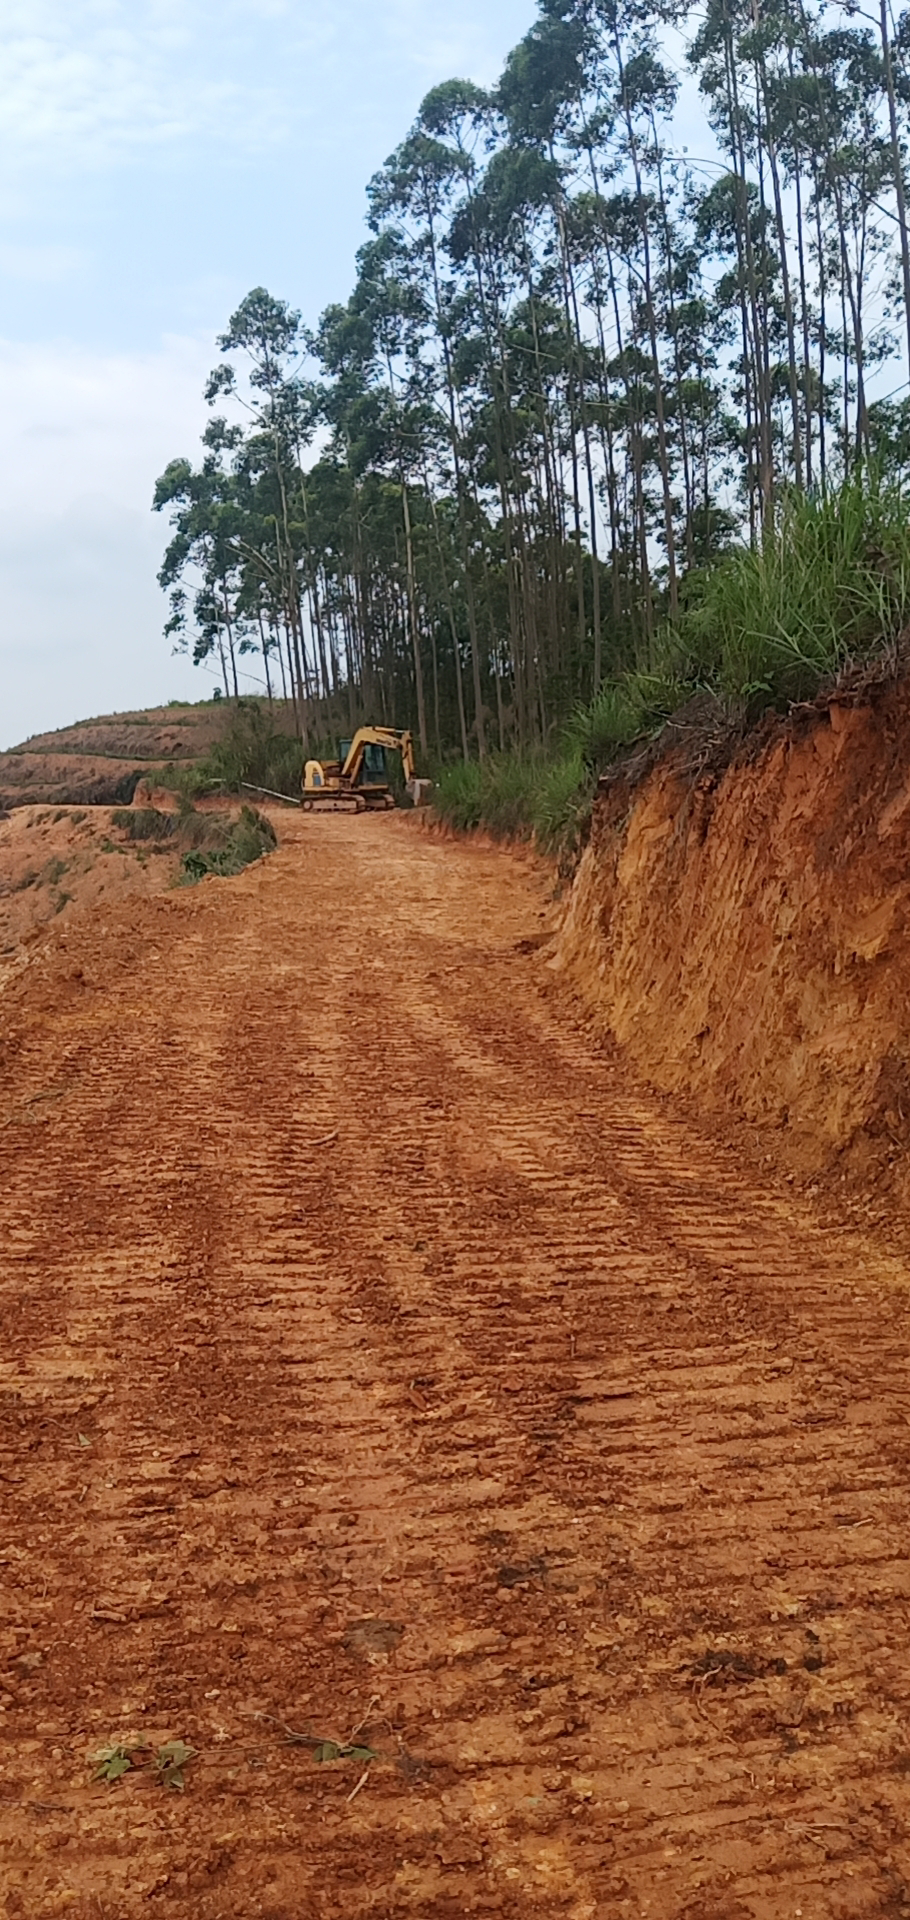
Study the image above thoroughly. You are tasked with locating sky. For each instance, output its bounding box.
[0,0,535,749]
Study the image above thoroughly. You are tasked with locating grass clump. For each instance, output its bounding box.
[110,807,175,842]
[674,474,910,706]
[177,805,276,884]
[434,748,589,852]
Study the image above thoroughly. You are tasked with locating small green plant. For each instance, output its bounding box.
[93,1742,136,1784]
[156,1739,196,1791]
[44,858,69,886]
[53,890,73,915]
[92,1737,195,1789]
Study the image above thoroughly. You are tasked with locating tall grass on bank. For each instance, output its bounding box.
[434,749,588,851]
[436,476,910,853]
[675,474,910,706]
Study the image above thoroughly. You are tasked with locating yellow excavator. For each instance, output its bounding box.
[301,727,428,812]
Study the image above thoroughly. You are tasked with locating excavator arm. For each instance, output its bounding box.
[341,727,416,786]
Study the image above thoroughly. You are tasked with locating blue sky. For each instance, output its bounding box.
[0,0,535,748]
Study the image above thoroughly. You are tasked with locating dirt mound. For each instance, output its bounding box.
[0,799,279,974]
[554,679,910,1215]
[0,804,178,965]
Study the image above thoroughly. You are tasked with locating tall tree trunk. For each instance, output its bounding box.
[401,480,428,754]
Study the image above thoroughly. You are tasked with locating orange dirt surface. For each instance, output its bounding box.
[0,805,179,970]
[556,685,910,1217]
[3,812,910,1917]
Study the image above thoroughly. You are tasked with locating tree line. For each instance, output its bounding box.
[154,0,910,761]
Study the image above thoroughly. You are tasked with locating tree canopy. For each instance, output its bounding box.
[155,0,910,760]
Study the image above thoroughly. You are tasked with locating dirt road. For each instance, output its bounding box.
[2,813,910,1917]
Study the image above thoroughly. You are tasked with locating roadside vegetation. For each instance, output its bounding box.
[111,798,276,884]
[163,702,304,802]
[434,476,910,849]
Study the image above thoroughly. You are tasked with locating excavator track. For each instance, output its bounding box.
[301,793,366,812]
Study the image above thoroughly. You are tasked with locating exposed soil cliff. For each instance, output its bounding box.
[554,682,910,1201]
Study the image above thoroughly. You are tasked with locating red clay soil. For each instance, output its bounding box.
[556,684,910,1215]
[2,813,910,1917]
[0,806,179,963]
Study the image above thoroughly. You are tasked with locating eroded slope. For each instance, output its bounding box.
[556,685,910,1203]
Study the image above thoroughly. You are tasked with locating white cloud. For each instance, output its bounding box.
[0,2,277,164]
[0,0,540,745]
[0,0,525,173]
[0,335,219,747]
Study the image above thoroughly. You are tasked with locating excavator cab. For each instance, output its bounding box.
[338,740,388,792]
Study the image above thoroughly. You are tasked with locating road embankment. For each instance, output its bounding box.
[554,682,910,1208]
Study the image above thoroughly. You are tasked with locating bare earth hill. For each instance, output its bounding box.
[0,702,229,810]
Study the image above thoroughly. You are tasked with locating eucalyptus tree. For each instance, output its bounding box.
[154,0,910,762]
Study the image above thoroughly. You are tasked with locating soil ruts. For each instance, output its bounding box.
[1,812,909,1916]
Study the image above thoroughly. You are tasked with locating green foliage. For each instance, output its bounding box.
[94,1744,133,1784]
[434,759,484,832]
[434,748,591,850]
[172,700,303,799]
[568,674,686,767]
[92,1738,195,1791]
[110,808,176,841]
[155,1739,196,1791]
[672,475,910,708]
[177,804,276,884]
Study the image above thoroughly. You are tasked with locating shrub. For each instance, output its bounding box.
[110,807,176,842]
[176,805,276,884]
[568,673,685,768]
[433,760,484,832]
[180,700,303,798]
[434,750,592,850]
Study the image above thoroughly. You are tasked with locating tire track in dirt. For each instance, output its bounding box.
[1,813,910,1916]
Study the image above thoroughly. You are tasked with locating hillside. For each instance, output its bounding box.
[0,700,281,810]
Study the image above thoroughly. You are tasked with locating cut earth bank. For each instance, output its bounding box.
[554,678,910,1225]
